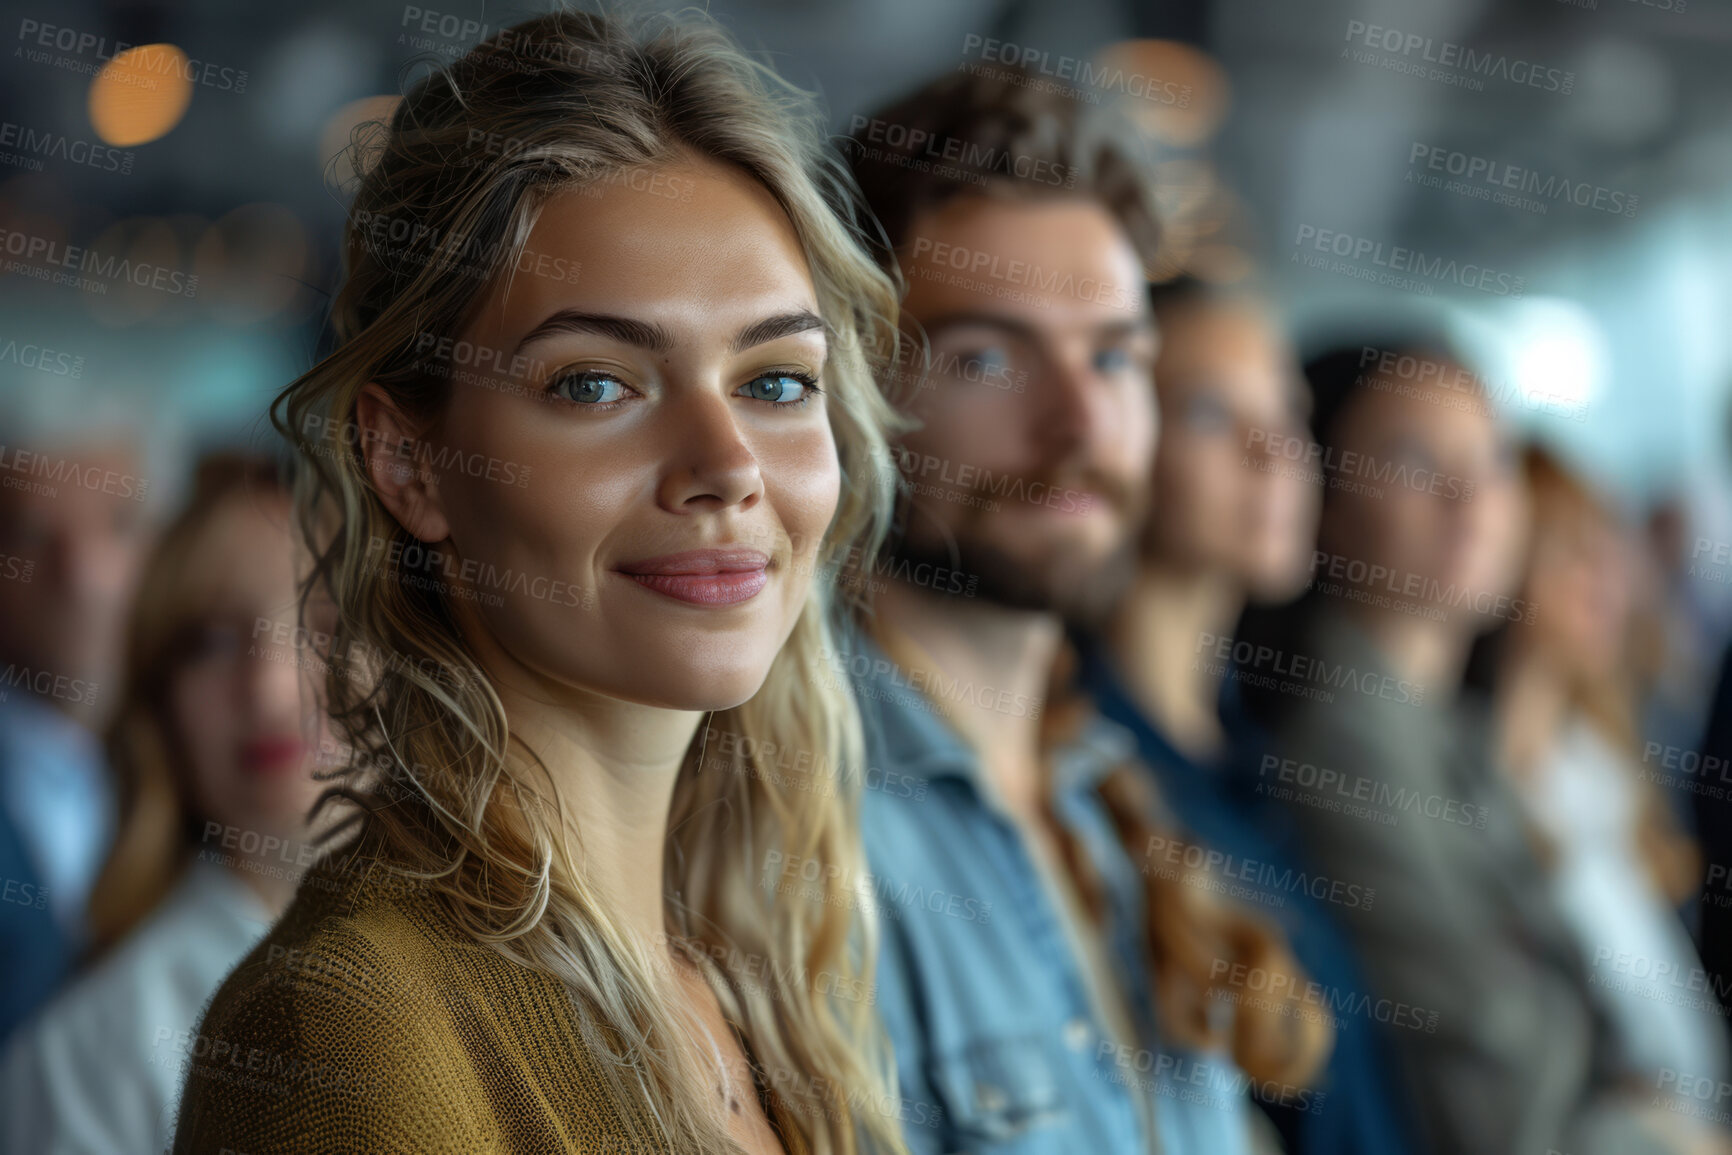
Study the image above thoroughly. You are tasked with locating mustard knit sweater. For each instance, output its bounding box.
[170,856,738,1154]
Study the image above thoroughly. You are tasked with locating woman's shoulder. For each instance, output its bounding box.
[170,859,503,1154]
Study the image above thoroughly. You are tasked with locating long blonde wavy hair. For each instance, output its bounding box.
[275,8,908,1153]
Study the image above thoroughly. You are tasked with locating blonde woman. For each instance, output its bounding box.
[1479,449,1726,1095]
[172,9,907,1155]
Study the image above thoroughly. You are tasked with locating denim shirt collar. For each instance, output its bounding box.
[840,626,1138,810]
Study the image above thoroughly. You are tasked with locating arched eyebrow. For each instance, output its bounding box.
[730,310,827,354]
[512,309,828,358]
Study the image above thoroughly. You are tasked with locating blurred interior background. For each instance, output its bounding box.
[1,0,1729,616]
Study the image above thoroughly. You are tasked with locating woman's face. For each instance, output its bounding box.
[1318,368,1526,632]
[169,496,324,844]
[1144,300,1318,599]
[379,156,840,712]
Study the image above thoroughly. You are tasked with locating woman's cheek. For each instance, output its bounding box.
[764,425,841,569]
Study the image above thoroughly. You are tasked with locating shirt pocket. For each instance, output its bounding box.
[927,1033,1070,1147]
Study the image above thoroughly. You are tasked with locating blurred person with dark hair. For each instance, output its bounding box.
[0,455,328,1154]
[1467,446,1725,1097]
[0,393,155,1039]
[1239,338,1724,1155]
[1072,277,1420,1155]
[844,64,1330,1155]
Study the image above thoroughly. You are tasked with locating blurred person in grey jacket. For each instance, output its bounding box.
[1236,338,1730,1155]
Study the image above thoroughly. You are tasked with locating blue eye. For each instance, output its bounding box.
[1094,346,1132,374]
[739,373,819,406]
[549,370,633,405]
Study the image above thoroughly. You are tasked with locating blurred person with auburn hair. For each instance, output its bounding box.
[1239,337,1726,1155]
[844,63,1329,1155]
[1074,276,1420,1155]
[1470,447,1725,1093]
[174,9,911,1155]
[0,454,328,1153]
[0,388,156,1039]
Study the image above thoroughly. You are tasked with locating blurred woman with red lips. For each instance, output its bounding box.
[0,455,328,1155]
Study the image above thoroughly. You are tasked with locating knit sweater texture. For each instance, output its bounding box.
[171,854,690,1154]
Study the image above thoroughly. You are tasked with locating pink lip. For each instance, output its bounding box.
[241,736,306,776]
[616,548,771,606]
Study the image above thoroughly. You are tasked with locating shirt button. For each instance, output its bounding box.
[1063,1018,1092,1051]
[975,1082,1008,1111]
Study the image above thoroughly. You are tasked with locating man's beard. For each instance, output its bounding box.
[883,464,1146,625]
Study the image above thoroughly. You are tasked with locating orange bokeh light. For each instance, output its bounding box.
[88,44,194,147]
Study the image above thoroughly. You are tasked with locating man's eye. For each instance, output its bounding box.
[738,373,819,405]
[1094,346,1132,374]
[549,371,633,405]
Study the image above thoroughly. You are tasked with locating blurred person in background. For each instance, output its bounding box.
[1239,338,1726,1155]
[1073,277,1420,1155]
[1466,446,1725,1100]
[0,454,328,1154]
[844,64,1329,1155]
[0,392,156,1039]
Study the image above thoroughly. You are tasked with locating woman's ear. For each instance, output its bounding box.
[355,383,451,544]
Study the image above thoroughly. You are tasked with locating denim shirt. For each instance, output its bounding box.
[845,632,1252,1155]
